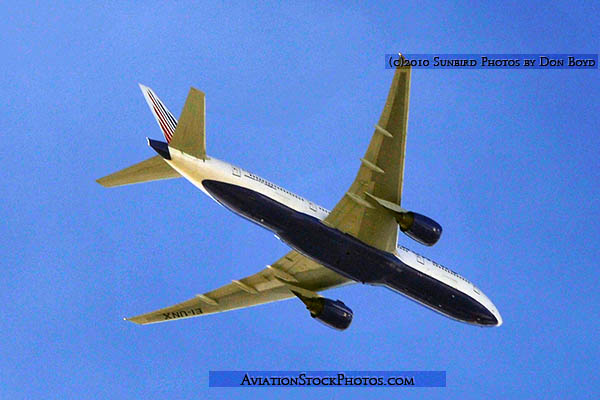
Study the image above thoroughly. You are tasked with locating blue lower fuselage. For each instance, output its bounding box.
[202,180,498,326]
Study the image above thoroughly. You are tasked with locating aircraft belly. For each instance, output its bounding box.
[201,180,498,326]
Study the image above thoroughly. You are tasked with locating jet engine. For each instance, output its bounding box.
[362,193,442,246]
[396,211,442,246]
[294,292,353,330]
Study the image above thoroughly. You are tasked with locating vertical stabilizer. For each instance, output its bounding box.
[139,84,178,143]
[139,85,207,160]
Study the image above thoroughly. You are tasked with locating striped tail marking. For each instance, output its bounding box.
[139,84,178,143]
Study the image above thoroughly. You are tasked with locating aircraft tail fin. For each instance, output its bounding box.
[139,84,178,143]
[96,155,180,188]
[97,85,207,188]
[139,84,207,160]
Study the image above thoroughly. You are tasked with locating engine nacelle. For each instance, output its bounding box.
[312,298,353,330]
[361,193,442,247]
[296,294,353,330]
[396,211,442,246]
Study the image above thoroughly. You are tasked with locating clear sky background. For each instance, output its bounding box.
[1,1,598,399]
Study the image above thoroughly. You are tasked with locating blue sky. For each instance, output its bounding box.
[1,1,598,398]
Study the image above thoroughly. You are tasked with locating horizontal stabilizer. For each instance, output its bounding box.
[169,88,206,159]
[96,155,180,188]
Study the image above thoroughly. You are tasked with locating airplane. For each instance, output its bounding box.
[97,59,502,330]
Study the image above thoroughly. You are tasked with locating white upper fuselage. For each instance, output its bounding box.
[164,147,502,326]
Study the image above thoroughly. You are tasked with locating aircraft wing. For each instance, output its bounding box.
[127,250,352,324]
[324,61,411,253]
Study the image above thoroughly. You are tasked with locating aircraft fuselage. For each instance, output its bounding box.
[164,146,502,327]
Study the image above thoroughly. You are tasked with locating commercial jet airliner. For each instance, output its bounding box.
[97,57,502,330]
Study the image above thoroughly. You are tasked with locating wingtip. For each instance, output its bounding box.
[96,177,108,187]
[124,316,141,324]
[126,317,147,325]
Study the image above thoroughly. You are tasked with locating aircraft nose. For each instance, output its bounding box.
[485,302,502,327]
[474,301,502,327]
[494,310,503,327]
